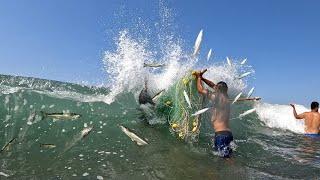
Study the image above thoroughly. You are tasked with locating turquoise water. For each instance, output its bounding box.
[0,74,319,179]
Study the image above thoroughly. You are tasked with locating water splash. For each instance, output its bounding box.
[255,103,305,133]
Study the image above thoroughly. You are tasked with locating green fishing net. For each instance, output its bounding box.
[155,71,204,141]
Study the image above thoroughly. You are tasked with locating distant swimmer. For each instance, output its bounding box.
[290,102,320,135]
[194,69,233,158]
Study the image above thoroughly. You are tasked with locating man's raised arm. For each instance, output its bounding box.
[201,77,215,89]
[236,97,261,102]
[290,104,305,119]
[193,70,208,95]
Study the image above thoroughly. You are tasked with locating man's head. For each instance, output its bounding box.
[311,101,319,111]
[215,81,228,93]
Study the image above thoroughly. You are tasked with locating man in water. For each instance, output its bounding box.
[290,102,320,135]
[194,69,233,158]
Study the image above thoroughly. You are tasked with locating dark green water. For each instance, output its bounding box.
[0,74,319,179]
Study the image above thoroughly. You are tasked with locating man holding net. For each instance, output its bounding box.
[193,69,234,158]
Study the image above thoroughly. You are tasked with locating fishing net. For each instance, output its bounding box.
[155,71,205,141]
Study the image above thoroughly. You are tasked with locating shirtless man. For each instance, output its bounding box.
[194,69,233,158]
[290,102,320,135]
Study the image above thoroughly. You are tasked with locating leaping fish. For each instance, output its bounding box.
[226,57,232,66]
[232,92,243,104]
[143,63,165,68]
[237,72,252,79]
[207,49,212,61]
[239,108,256,118]
[247,87,255,98]
[191,107,211,117]
[183,90,192,108]
[119,125,148,146]
[240,58,247,65]
[193,29,203,56]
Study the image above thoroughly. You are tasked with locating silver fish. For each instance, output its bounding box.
[183,90,192,108]
[237,72,252,79]
[232,92,243,104]
[1,138,16,152]
[207,49,212,61]
[152,89,165,101]
[193,29,203,56]
[81,126,93,139]
[247,87,255,98]
[240,58,247,65]
[143,63,165,68]
[226,57,232,66]
[191,107,211,117]
[40,143,56,149]
[120,125,148,146]
[239,108,256,118]
[0,172,9,177]
[41,111,81,121]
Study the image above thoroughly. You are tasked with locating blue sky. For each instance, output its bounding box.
[0,0,319,106]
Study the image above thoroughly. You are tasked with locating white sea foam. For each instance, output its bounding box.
[255,103,306,134]
[102,30,252,104]
[101,4,254,104]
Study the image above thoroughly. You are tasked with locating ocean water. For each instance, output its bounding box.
[1,2,319,179]
[0,73,319,179]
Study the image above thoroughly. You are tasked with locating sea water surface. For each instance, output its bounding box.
[0,73,319,179]
[1,2,320,178]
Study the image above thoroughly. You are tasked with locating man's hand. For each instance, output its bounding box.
[200,69,207,77]
[254,97,261,101]
[192,69,207,78]
[290,104,295,108]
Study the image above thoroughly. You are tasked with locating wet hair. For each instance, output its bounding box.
[216,81,228,92]
[311,101,319,110]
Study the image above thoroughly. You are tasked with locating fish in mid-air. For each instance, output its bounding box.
[143,63,165,68]
[232,92,243,104]
[207,49,212,61]
[239,108,256,118]
[237,72,252,79]
[247,87,255,98]
[240,58,247,65]
[193,29,203,56]
[226,57,232,66]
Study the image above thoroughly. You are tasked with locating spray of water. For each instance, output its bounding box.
[255,103,306,133]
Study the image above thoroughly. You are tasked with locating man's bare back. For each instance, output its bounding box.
[210,92,231,132]
[290,102,320,134]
